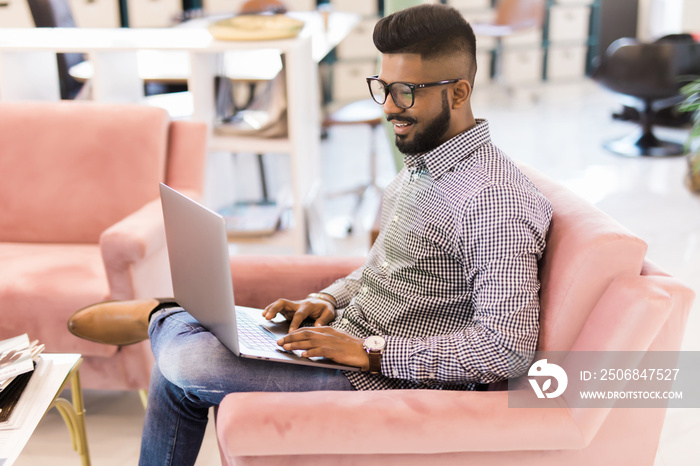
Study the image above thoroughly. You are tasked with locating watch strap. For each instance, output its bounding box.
[367,350,382,374]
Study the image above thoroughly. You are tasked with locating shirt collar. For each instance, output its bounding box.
[403,119,491,179]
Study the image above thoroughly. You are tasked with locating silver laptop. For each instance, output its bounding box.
[159,183,359,371]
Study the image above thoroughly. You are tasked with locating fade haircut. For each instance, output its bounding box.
[373,4,478,86]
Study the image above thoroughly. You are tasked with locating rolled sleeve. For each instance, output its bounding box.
[320,265,365,310]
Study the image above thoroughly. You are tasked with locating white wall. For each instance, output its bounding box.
[638,0,699,41]
[681,0,700,33]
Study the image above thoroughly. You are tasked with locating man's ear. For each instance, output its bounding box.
[451,80,472,109]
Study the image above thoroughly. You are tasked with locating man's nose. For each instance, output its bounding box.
[382,93,403,116]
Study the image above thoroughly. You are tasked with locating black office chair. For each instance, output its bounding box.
[592,35,700,156]
[27,0,86,100]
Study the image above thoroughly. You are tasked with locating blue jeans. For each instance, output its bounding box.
[139,308,354,466]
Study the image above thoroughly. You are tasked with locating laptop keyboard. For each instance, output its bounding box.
[237,311,283,352]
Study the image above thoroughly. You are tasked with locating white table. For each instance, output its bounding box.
[0,11,360,254]
[0,354,89,466]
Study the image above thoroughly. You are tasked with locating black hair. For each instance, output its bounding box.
[373,4,478,85]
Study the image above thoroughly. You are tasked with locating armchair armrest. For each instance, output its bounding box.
[217,273,680,457]
[100,197,173,300]
[217,389,585,457]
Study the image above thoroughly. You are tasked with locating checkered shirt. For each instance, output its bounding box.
[325,119,553,391]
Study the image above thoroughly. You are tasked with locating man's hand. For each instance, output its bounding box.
[263,296,336,332]
[277,327,370,371]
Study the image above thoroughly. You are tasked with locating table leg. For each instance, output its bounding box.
[51,369,91,466]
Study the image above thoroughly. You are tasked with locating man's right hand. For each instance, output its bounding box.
[263,296,337,332]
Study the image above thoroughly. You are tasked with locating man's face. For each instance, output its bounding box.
[378,53,455,155]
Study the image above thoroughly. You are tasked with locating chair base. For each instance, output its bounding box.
[604,129,685,157]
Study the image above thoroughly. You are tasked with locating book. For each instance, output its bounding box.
[0,335,44,388]
[0,357,54,433]
[0,365,34,423]
[0,337,45,432]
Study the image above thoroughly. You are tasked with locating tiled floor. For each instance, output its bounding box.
[14,79,700,465]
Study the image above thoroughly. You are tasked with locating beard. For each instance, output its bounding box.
[390,89,451,156]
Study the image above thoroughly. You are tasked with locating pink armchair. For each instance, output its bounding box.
[0,101,207,390]
[216,165,694,465]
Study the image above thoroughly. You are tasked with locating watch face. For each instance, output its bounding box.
[365,336,386,351]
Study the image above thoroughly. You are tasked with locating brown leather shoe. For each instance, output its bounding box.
[67,298,178,346]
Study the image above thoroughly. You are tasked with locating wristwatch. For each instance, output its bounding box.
[363,336,386,374]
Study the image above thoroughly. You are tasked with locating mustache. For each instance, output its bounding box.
[387,114,417,124]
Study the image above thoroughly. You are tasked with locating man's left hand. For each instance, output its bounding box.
[277,327,370,371]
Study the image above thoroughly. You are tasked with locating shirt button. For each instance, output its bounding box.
[393,370,399,377]
[382,261,389,268]
[341,318,349,325]
[361,286,368,294]
[393,215,399,222]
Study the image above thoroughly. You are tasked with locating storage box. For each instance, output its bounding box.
[203,0,245,15]
[331,0,378,17]
[546,45,588,80]
[462,7,496,24]
[463,8,498,50]
[336,18,378,60]
[287,0,317,11]
[69,0,120,28]
[332,60,377,102]
[501,28,543,47]
[447,0,492,9]
[0,0,34,28]
[499,47,544,83]
[547,5,591,43]
[127,0,181,27]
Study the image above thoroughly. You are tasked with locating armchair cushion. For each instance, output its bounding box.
[0,101,170,244]
[0,242,116,357]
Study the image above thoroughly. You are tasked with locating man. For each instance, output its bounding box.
[69,4,552,465]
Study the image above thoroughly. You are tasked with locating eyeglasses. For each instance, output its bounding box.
[366,75,461,109]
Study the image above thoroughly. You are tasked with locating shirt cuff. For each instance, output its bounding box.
[381,336,413,380]
[320,281,355,310]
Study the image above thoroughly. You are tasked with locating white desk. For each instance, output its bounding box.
[0,354,89,466]
[0,11,360,254]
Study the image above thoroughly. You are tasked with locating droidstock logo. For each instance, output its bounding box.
[528,359,568,399]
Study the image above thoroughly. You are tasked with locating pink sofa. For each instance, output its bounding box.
[216,165,694,465]
[0,101,207,390]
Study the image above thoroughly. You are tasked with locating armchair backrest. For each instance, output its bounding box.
[519,165,648,352]
[0,101,173,244]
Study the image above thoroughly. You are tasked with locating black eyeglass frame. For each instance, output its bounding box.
[366,75,462,109]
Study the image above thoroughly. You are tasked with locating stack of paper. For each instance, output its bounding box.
[0,335,44,425]
[0,355,57,464]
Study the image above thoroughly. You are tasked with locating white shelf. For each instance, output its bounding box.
[0,12,360,255]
